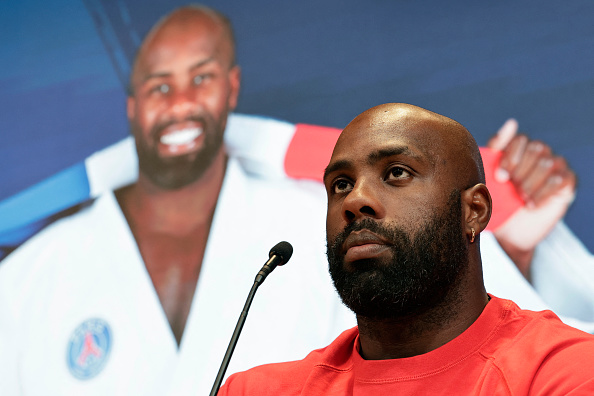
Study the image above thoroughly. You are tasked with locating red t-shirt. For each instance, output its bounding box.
[220,296,594,395]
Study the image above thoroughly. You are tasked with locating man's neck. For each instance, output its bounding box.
[114,148,228,347]
[356,284,489,360]
[118,149,228,234]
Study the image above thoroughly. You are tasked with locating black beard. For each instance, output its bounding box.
[326,191,468,320]
[131,111,227,190]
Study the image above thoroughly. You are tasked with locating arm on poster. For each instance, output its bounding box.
[487,119,578,279]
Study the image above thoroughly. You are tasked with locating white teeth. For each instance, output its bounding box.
[160,127,202,145]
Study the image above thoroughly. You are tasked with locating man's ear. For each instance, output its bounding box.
[127,95,136,122]
[228,65,241,111]
[462,183,492,236]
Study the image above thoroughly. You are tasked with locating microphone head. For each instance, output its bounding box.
[269,241,293,266]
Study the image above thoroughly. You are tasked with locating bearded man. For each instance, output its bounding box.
[219,103,594,395]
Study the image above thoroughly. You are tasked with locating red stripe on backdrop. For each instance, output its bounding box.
[285,123,523,230]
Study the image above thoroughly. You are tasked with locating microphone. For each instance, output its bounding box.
[255,241,293,285]
[209,241,293,396]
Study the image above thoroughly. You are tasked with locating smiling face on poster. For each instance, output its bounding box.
[127,8,240,190]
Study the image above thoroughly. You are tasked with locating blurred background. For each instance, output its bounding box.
[1,0,593,250]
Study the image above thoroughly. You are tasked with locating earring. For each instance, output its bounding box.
[470,228,475,243]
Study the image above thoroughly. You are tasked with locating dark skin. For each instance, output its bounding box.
[115,7,240,346]
[324,103,492,359]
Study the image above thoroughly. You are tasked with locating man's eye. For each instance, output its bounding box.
[333,179,353,194]
[193,74,210,85]
[386,166,411,181]
[151,84,169,94]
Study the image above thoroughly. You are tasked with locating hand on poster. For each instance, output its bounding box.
[488,118,577,279]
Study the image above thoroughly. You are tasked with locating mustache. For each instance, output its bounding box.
[150,114,208,140]
[331,218,397,252]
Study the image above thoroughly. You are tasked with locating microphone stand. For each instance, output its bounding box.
[209,279,261,396]
[209,243,290,396]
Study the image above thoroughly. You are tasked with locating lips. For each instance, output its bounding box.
[160,127,203,145]
[156,121,205,157]
[342,230,391,263]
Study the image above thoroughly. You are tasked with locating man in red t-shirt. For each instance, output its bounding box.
[219,103,594,395]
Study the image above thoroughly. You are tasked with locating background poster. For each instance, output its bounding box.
[1,0,593,252]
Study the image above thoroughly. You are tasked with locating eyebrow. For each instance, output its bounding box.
[367,146,421,164]
[323,159,352,181]
[141,57,216,84]
[323,145,422,181]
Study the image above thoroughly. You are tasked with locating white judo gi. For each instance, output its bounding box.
[0,157,355,395]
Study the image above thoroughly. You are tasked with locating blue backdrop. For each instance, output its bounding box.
[1,0,593,250]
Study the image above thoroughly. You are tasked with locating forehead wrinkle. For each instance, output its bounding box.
[367,146,421,166]
[189,57,215,71]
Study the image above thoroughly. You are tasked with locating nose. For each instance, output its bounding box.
[168,87,197,120]
[341,179,385,223]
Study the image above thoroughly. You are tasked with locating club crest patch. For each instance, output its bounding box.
[66,318,112,380]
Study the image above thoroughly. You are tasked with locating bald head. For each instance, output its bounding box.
[336,103,485,190]
[129,5,236,95]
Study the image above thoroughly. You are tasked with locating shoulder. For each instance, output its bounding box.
[490,297,594,392]
[0,193,120,292]
[237,163,327,207]
[221,359,314,395]
[521,313,594,393]
[220,327,358,395]
[501,297,594,343]
[492,297,594,350]
[223,156,329,256]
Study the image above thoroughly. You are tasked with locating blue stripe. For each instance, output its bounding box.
[0,162,90,246]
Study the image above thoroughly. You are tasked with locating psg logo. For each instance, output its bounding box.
[66,318,112,380]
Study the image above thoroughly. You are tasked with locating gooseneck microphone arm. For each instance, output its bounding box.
[209,241,293,396]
